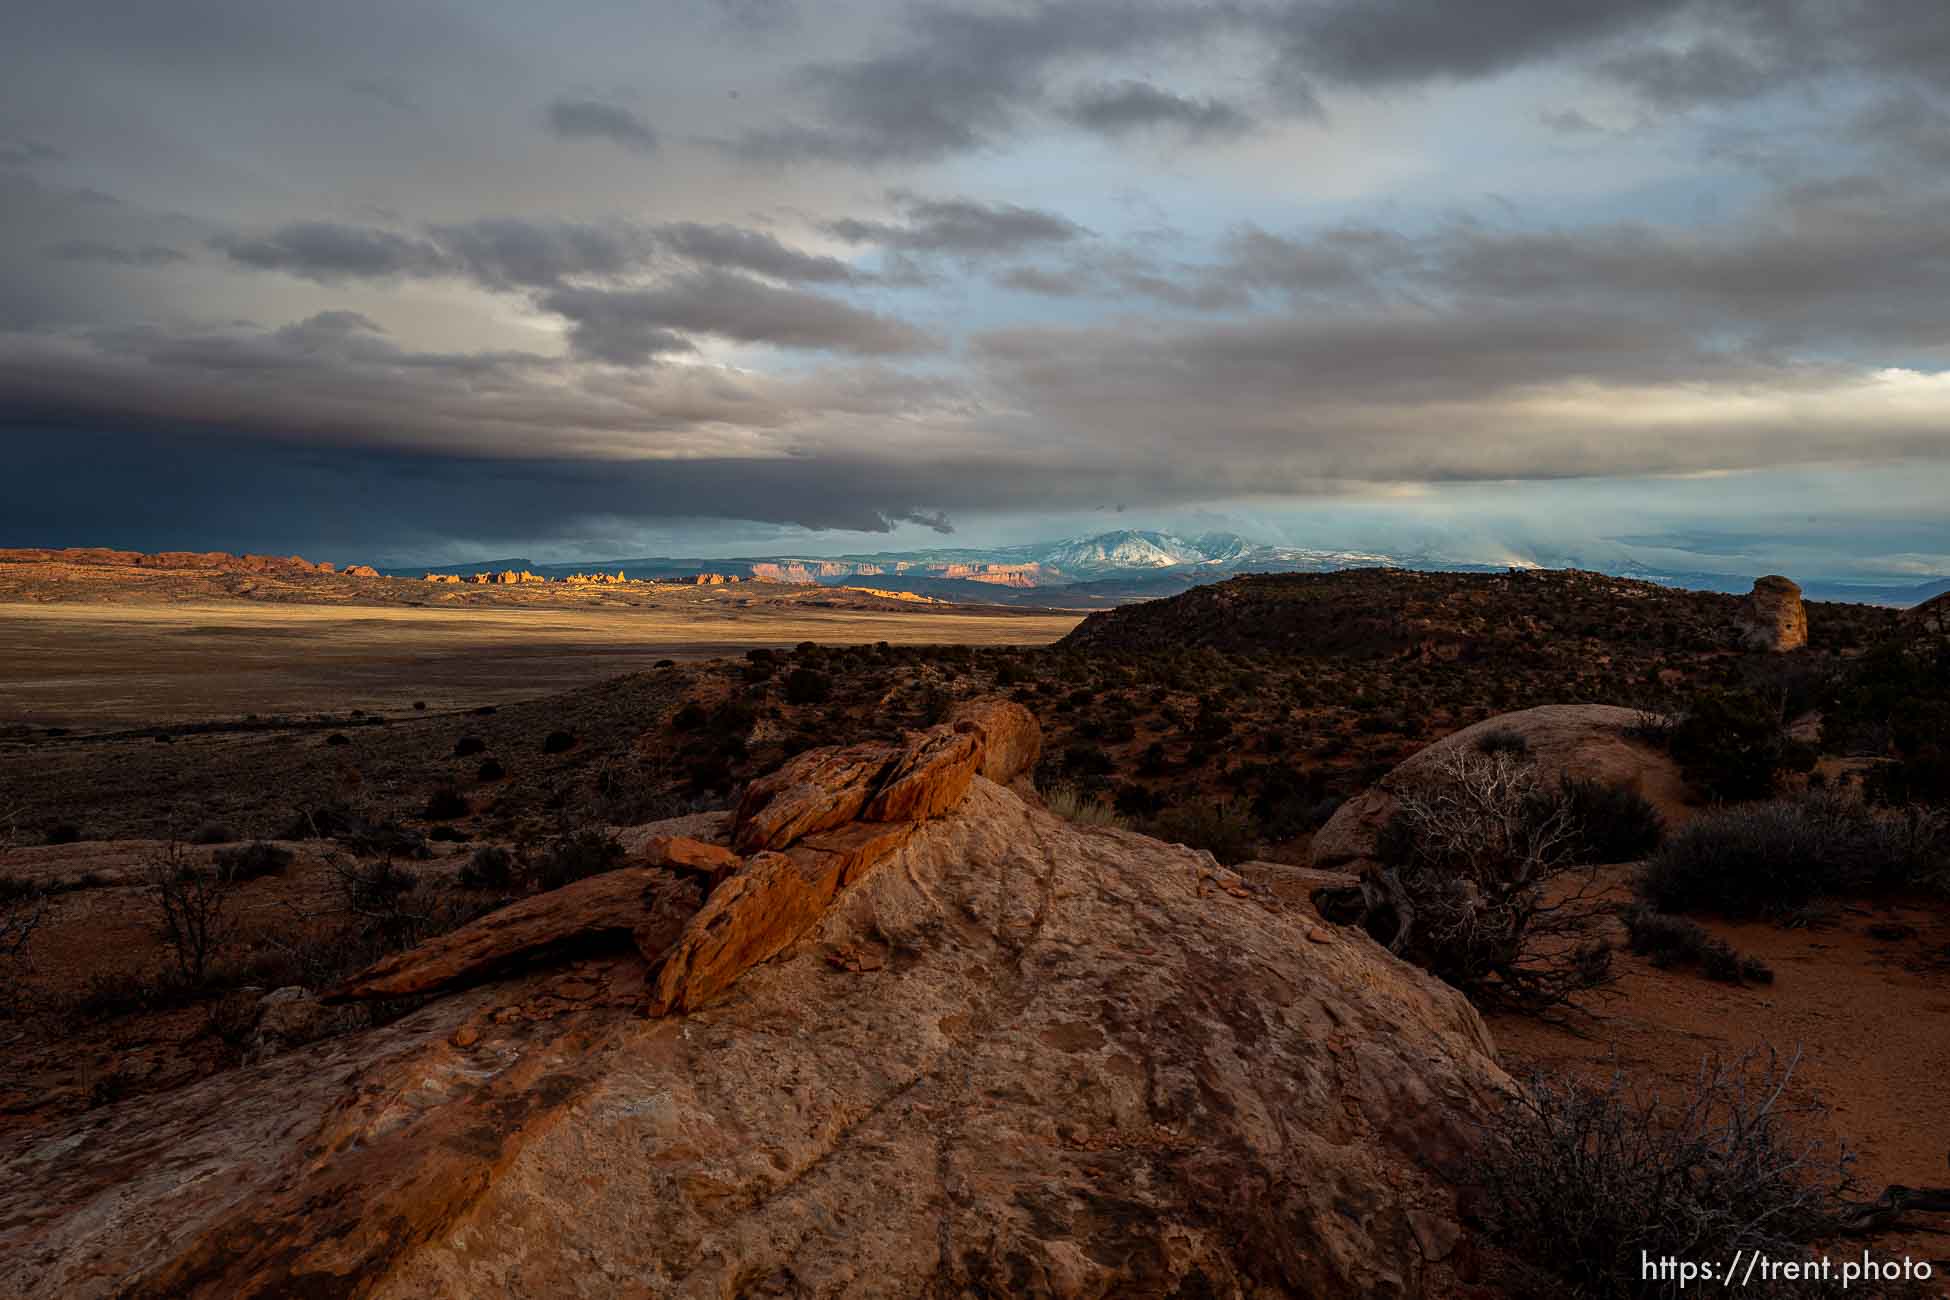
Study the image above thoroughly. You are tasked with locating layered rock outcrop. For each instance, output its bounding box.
[1312,703,1692,870]
[3,696,1514,1298]
[1734,575,1808,652]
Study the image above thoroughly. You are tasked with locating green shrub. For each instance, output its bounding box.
[1145,800,1257,866]
[1474,727,1532,758]
[1558,776,1664,863]
[458,844,514,890]
[1639,794,1948,919]
[453,735,486,757]
[424,787,469,821]
[542,729,577,755]
[1668,688,1813,802]
[1620,906,1772,984]
[784,667,831,705]
[526,828,624,892]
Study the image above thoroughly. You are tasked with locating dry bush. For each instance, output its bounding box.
[144,842,236,986]
[1476,1049,1907,1299]
[1041,783,1132,830]
[1366,749,1613,1014]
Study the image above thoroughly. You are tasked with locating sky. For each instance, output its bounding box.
[3,0,1949,578]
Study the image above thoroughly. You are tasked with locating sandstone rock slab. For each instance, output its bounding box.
[647,820,915,1015]
[324,867,697,1002]
[861,724,982,822]
[731,742,892,853]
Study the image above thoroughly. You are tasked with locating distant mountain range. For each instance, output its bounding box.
[388,528,1948,608]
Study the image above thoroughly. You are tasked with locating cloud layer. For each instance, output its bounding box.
[3,0,1949,562]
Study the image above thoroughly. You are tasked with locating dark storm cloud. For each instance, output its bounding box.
[656,222,860,284]
[212,216,858,290]
[1059,81,1253,137]
[881,508,955,535]
[709,0,798,35]
[1278,0,1690,87]
[731,1,1221,163]
[0,431,1005,550]
[0,139,66,169]
[47,240,188,267]
[1591,0,1950,110]
[1595,41,1775,107]
[541,97,660,154]
[826,196,1087,256]
[425,219,659,289]
[211,222,451,283]
[540,271,936,362]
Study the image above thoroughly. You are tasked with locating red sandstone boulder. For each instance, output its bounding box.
[324,868,700,1001]
[647,820,917,1014]
[1734,575,1808,651]
[634,834,742,884]
[862,724,983,822]
[949,697,1042,784]
[731,741,893,853]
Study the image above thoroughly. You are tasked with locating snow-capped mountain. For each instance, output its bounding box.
[1032,530,1212,573]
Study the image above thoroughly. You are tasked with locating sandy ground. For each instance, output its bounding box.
[0,599,1081,729]
[1492,876,1950,1270]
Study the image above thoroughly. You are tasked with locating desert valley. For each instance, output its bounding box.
[2,547,1949,1296]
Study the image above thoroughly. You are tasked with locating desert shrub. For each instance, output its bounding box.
[1476,1050,1864,1300]
[526,827,625,892]
[1190,695,1233,741]
[1060,743,1115,777]
[0,882,45,1011]
[1369,749,1612,1013]
[1137,742,1168,776]
[1145,800,1257,866]
[1042,784,1131,830]
[477,757,506,781]
[453,735,486,757]
[212,840,293,883]
[1558,776,1664,863]
[144,846,236,985]
[188,821,235,845]
[1620,906,1772,984]
[1639,793,1950,919]
[325,733,350,746]
[542,729,577,755]
[784,667,831,705]
[459,844,515,889]
[1474,727,1532,758]
[1668,688,1813,802]
[423,786,469,821]
[44,823,82,845]
[670,701,708,731]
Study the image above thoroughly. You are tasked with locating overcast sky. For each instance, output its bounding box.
[4,0,1949,577]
